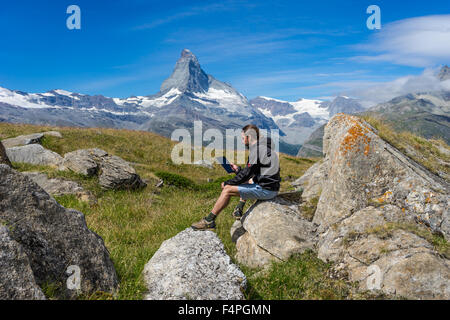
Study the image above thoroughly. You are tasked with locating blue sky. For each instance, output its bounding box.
[0,0,449,102]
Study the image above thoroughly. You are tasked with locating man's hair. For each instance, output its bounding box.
[242,124,260,140]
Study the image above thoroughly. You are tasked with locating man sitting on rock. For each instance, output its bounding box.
[191,124,281,231]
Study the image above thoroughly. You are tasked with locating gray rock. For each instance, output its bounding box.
[236,232,281,269]
[2,133,44,148]
[62,148,107,176]
[1,131,62,149]
[193,159,213,169]
[302,113,450,299]
[0,164,119,298]
[315,114,449,237]
[99,155,147,190]
[0,141,11,167]
[62,148,146,190]
[42,131,63,138]
[0,226,46,300]
[235,193,317,268]
[230,220,246,243]
[6,144,63,167]
[143,228,246,300]
[21,171,84,196]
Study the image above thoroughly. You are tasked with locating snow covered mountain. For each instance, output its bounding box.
[123,49,283,138]
[438,65,450,81]
[250,95,364,145]
[0,49,288,150]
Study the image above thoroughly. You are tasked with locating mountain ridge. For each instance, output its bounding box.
[0,49,291,151]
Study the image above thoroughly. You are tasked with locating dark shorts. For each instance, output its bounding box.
[237,184,278,200]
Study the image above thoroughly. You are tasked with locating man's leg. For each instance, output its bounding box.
[191,185,240,231]
[232,179,252,219]
[232,198,246,220]
[211,185,240,215]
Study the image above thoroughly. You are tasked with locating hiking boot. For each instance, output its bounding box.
[232,208,243,220]
[191,218,216,231]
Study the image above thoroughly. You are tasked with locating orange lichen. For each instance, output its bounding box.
[337,116,372,157]
[377,191,393,203]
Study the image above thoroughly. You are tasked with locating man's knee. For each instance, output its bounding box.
[222,185,232,194]
[222,185,237,196]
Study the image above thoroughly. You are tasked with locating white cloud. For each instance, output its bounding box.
[336,68,450,107]
[353,15,450,67]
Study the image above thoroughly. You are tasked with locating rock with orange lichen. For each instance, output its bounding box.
[315,113,449,237]
[293,113,449,299]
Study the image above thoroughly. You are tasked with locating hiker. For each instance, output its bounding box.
[191,124,281,231]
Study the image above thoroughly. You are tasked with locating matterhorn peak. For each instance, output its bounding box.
[180,48,195,59]
[160,49,209,94]
[438,65,450,81]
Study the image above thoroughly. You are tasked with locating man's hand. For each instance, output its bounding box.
[221,182,225,189]
[230,163,239,173]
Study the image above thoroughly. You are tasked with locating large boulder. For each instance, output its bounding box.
[21,171,89,199]
[143,228,246,300]
[298,114,450,299]
[62,148,106,176]
[314,114,449,237]
[99,155,147,190]
[2,131,62,148]
[0,164,119,299]
[6,144,63,167]
[2,133,44,148]
[234,192,317,268]
[62,148,146,190]
[0,141,11,167]
[0,226,46,300]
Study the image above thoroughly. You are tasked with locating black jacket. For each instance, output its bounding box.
[223,137,281,191]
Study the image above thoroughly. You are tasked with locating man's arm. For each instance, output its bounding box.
[223,164,256,186]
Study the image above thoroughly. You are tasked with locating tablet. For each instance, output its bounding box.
[216,156,234,173]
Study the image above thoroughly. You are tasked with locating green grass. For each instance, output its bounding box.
[2,122,345,300]
[243,250,354,300]
[362,115,450,181]
[366,222,450,258]
[300,196,319,221]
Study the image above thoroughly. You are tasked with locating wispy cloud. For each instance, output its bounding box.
[352,14,450,67]
[163,27,345,65]
[297,67,450,107]
[132,1,243,31]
